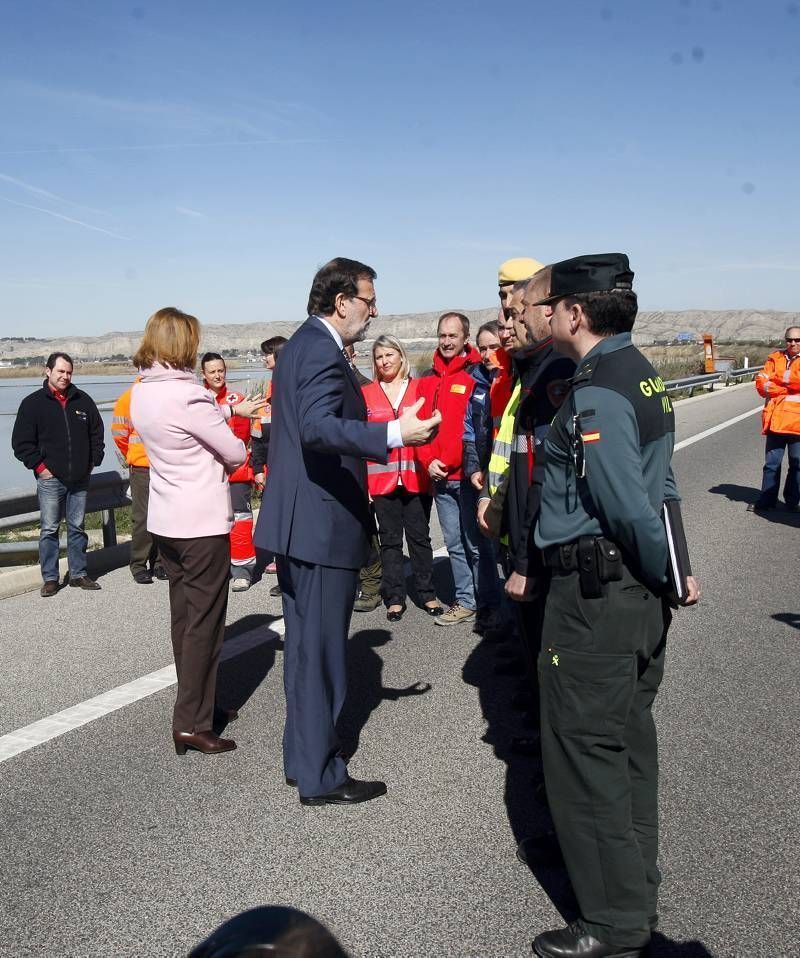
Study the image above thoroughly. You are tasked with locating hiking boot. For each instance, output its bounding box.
[434,603,476,627]
[353,592,381,613]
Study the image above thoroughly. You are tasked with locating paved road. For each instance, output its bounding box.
[1,383,797,957]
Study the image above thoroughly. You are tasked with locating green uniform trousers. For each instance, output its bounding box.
[538,564,671,949]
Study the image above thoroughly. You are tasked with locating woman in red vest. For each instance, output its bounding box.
[201,353,258,592]
[363,335,443,622]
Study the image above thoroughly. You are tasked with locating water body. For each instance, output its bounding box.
[0,370,270,493]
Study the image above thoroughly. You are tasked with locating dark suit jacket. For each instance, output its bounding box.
[254,316,389,569]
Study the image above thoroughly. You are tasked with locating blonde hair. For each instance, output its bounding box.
[133,307,200,371]
[372,334,411,381]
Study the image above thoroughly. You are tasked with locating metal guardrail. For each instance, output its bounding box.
[665,364,763,397]
[0,470,130,565]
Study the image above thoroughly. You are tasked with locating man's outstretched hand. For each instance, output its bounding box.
[399,398,441,446]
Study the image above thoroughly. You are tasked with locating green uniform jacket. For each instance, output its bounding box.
[534,332,679,591]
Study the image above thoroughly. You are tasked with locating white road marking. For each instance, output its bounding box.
[0,406,760,765]
[0,620,285,764]
[674,405,762,451]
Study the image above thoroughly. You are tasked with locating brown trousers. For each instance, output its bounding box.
[129,466,159,576]
[154,534,230,733]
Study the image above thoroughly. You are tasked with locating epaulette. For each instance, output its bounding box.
[570,353,601,389]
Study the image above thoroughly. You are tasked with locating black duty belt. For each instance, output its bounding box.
[542,536,624,598]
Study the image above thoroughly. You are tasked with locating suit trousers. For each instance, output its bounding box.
[155,533,230,734]
[128,466,159,577]
[538,565,670,950]
[277,556,358,797]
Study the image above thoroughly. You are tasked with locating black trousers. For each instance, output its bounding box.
[155,534,230,734]
[128,466,159,576]
[538,564,670,949]
[373,489,435,607]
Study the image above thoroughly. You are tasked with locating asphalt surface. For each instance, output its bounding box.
[1,382,798,957]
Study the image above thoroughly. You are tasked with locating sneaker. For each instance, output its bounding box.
[265,561,278,574]
[434,603,476,627]
[231,578,250,592]
[353,592,382,613]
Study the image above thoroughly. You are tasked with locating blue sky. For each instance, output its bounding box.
[0,0,798,338]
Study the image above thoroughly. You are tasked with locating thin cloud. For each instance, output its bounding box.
[175,206,206,218]
[0,196,129,240]
[0,172,109,216]
[0,137,324,156]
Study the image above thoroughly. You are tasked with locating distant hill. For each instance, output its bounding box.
[1,308,797,363]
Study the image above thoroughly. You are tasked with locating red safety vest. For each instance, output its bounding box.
[362,379,431,496]
[207,383,254,484]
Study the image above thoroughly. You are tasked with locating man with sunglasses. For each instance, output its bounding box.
[529,254,699,958]
[750,326,800,513]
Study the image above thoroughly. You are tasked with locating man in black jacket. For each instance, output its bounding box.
[12,352,105,596]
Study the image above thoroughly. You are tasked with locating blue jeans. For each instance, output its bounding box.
[758,433,800,507]
[459,479,503,610]
[433,480,476,610]
[37,476,89,582]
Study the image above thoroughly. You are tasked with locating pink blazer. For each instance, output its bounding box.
[130,365,247,538]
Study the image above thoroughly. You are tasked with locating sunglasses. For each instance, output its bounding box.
[786,338,800,343]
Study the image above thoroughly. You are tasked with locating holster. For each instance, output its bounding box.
[577,536,602,598]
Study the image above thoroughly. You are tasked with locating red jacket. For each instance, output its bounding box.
[416,347,480,480]
[488,348,514,439]
[208,383,254,483]
[362,379,431,495]
[756,350,800,436]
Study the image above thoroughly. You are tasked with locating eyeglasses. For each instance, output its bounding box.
[351,295,377,312]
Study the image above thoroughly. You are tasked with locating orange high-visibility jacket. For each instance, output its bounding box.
[362,379,431,496]
[112,385,150,467]
[756,350,800,436]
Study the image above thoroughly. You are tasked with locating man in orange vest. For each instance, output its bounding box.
[750,326,800,513]
[112,383,167,584]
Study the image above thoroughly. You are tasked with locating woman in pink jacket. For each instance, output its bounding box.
[131,307,261,756]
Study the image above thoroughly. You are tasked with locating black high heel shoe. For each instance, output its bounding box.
[386,604,406,622]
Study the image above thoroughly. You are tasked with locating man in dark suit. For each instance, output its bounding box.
[254,257,440,806]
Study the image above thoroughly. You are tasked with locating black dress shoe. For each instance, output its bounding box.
[386,605,405,622]
[424,603,444,616]
[133,570,153,584]
[269,583,282,597]
[533,922,648,958]
[152,564,169,580]
[299,775,387,806]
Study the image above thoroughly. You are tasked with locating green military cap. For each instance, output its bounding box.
[534,253,634,305]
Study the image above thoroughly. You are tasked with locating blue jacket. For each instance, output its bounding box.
[253,317,389,569]
[462,362,495,478]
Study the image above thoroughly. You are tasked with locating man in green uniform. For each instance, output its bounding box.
[530,254,699,958]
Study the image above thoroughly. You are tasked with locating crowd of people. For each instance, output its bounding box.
[12,251,711,958]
